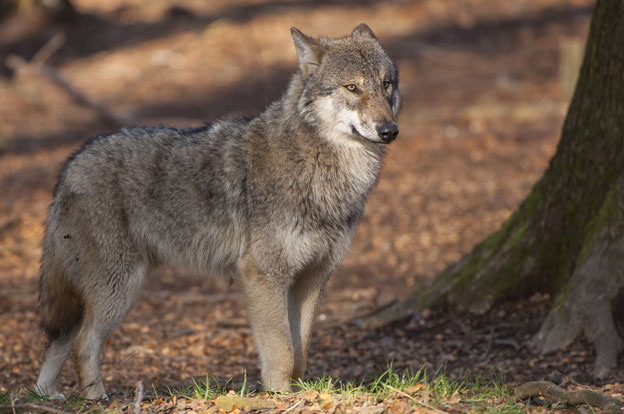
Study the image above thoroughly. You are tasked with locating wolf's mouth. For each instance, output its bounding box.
[351,126,387,144]
[351,125,386,144]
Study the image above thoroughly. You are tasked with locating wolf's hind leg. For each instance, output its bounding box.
[73,263,146,400]
[37,256,84,400]
[239,257,294,392]
[36,330,78,400]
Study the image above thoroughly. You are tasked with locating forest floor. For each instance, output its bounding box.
[1,0,623,412]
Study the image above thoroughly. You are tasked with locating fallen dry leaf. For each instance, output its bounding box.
[215,395,276,411]
[407,384,426,395]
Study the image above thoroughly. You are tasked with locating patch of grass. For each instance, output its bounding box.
[466,373,513,401]
[0,387,112,414]
[151,383,160,400]
[148,368,540,413]
[294,364,445,404]
[184,372,231,400]
[294,364,430,398]
[0,389,11,406]
[429,373,465,402]
[459,372,531,414]
[370,365,428,396]
[295,374,342,394]
[166,371,256,400]
[23,386,51,403]
[63,394,100,413]
[292,366,537,413]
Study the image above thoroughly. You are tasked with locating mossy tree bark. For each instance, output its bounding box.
[366,0,624,377]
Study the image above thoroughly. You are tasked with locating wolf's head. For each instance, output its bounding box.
[291,24,401,146]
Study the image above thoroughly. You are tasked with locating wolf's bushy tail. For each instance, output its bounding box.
[38,258,84,343]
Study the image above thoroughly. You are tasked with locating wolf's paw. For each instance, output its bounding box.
[84,388,109,401]
[50,392,67,401]
[34,385,65,401]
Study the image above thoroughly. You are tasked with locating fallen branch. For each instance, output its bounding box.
[132,380,144,414]
[492,338,520,350]
[162,328,198,342]
[514,381,624,413]
[282,399,304,413]
[32,32,66,66]
[0,403,72,414]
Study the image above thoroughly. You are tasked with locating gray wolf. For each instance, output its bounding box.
[36,23,401,399]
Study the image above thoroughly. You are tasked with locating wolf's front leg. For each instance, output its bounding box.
[239,257,294,391]
[288,265,331,380]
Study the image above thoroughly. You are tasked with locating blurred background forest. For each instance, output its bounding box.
[2,0,615,404]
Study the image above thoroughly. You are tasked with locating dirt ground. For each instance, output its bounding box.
[1,0,622,406]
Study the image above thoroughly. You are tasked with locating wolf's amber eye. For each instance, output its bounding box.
[383,80,391,90]
[345,84,357,92]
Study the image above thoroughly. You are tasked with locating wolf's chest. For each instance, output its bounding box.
[299,148,380,225]
[318,145,380,197]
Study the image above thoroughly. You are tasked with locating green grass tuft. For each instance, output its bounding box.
[0,389,12,406]
[188,372,230,400]
[22,386,51,403]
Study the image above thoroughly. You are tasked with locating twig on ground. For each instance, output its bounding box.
[282,399,304,413]
[478,328,494,361]
[132,380,144,414]
[515,381,624,413]
[385,384,448,414]
[32,32,66,65]
[492,338,520,350]
[162,328,198,342]
[0,403,72,414]
[432,360,446,380]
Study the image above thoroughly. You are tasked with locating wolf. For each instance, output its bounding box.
[35,23,401,399]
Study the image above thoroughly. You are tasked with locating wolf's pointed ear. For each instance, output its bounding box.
[351,23,379,41]
[291,27,324,77]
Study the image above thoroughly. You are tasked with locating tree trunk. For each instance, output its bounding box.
[365,0,624,377]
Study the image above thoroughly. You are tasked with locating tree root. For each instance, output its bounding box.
[532,236,624,378]
[514,381,624,413]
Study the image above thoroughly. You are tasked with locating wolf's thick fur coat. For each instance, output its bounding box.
[36,24,401,399]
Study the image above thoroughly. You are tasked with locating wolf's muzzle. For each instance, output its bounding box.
[376,123,399,143]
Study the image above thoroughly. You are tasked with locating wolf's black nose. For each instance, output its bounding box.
[377,123,399,143]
